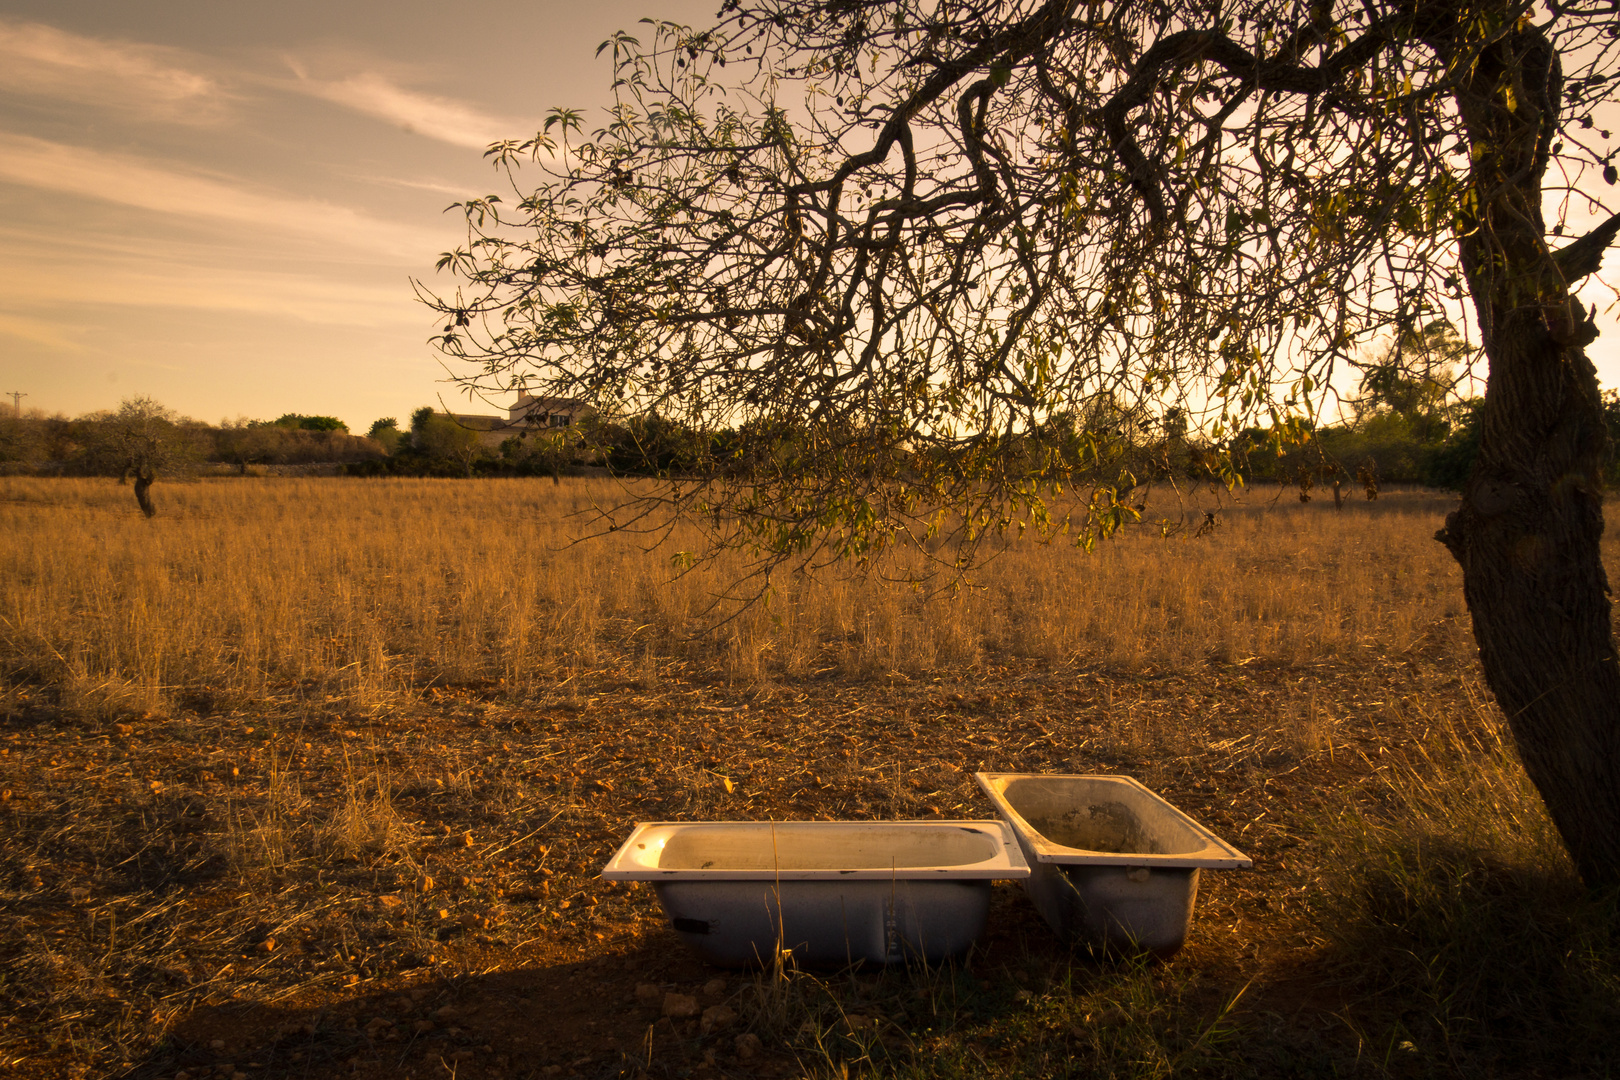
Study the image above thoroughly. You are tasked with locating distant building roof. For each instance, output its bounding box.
[447,414,516,432]
[510,394,593,424]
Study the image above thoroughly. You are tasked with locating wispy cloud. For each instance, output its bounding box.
[0,18,227,122]
[0,309,86,350]
[290,67,522,150]
[347,172,486,198]
[0,133,448,259]
[0,259,413,328]
[0,221,421,329]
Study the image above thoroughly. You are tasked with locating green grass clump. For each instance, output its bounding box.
[745,956,1251,1079]
[1317,707,1620,1077]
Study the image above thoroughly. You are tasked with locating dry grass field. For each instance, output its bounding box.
[0,476,1615,1080]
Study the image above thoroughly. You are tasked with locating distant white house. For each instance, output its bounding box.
[445,394,597,450]
[508,392,596,429]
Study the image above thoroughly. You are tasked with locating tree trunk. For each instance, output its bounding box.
[133,471,157,518]
[1437,17,1620,889]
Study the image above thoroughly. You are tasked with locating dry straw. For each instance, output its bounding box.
[0,476,1479,716]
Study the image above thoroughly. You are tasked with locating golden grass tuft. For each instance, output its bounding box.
[0,477,1479,716]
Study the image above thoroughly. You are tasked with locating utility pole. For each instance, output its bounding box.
[4,391,24,418]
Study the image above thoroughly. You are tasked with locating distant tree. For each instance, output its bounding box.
[215,418,278,475]
[1353,320,1472,440]
[410,408,484,476]
[408,407,435,436]
[271,413,348,432]
[95,396,192,517]
[0,411,43,469]
[367,417,404,455]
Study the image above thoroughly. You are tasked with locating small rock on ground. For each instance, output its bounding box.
[700,1004,737,1034]
[662,992,700,1019]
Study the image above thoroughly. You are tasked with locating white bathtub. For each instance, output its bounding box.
[601,820,1030,967]
[974,773,1251,956]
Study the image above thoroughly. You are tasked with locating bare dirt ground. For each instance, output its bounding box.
[1,479,1611,1079]
[3,651,1469,1080]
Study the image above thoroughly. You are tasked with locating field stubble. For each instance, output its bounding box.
[0,476,1614,1079]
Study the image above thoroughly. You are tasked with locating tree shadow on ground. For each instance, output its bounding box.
[120,889,1095,1080]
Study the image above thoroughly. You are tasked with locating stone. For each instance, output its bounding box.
[701,977,726,998]
[700,1004,736,1034]
[734,1033,762,1060]
[661,992,700,1019]
[634,983,663,1006]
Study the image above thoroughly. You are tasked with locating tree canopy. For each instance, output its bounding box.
[429,0,1618,553]
[269,413,349,433]
[95,396,191,518]
[425,0,1620,887]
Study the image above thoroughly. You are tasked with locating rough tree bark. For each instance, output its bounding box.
[133,470,157,519]
[1436,16,1620,889]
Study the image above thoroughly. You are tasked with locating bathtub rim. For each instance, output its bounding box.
[600,819,1031,881]
[974,772,1253,869]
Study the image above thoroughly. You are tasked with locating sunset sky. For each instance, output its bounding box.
[1,1,1619,431]
[0,0,710,430]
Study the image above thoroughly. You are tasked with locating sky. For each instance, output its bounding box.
[0,3,1618,432]
[0,0,712,431]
